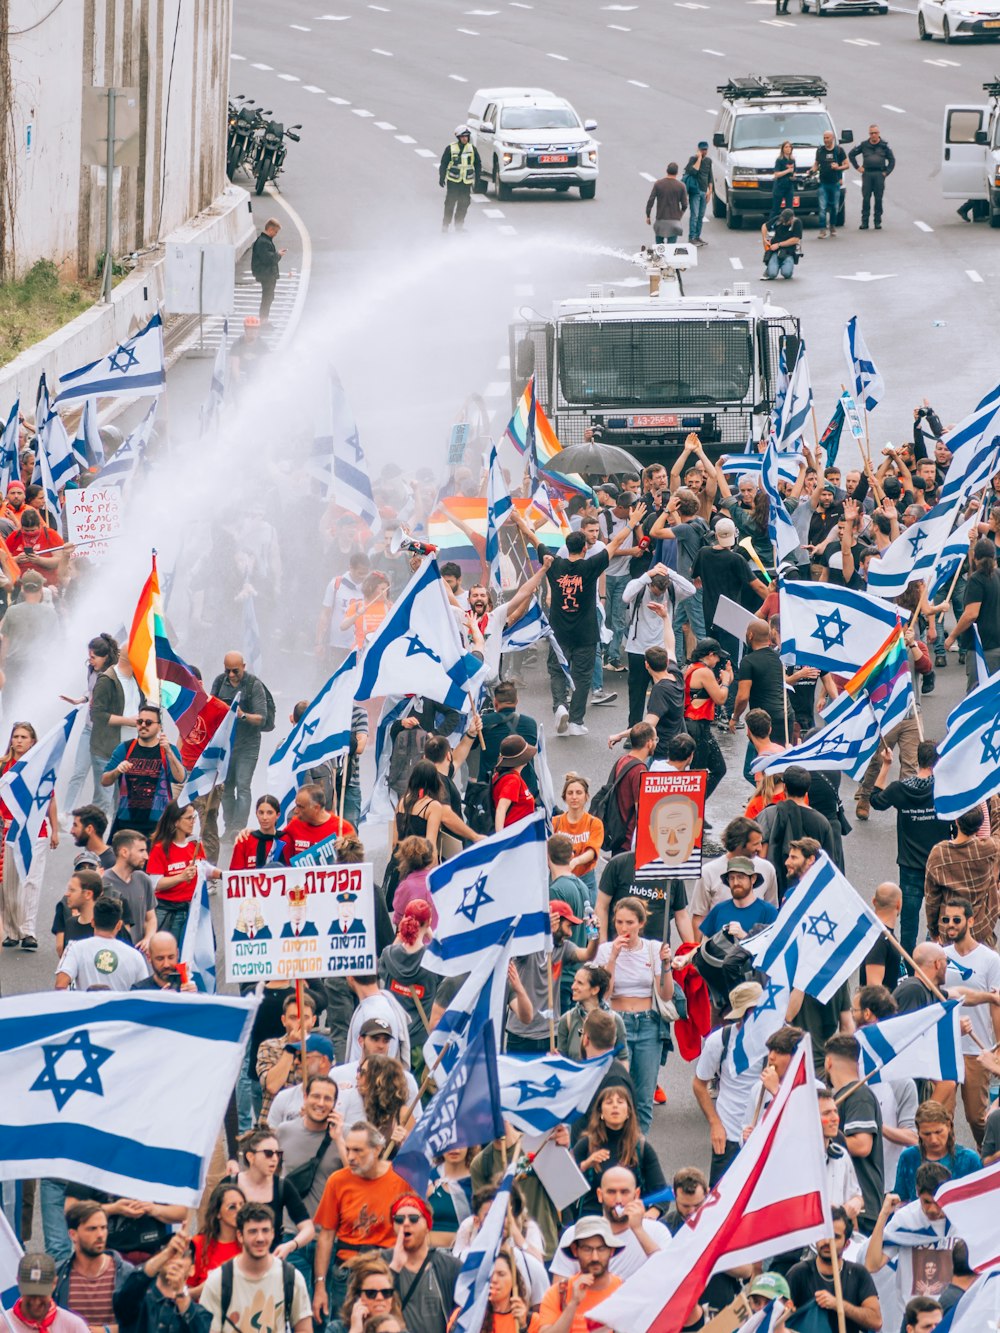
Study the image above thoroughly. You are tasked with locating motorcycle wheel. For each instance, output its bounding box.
[255,151,273,196]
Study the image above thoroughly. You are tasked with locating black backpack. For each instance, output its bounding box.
[211,672,276,732]
[219,1257,296,1333]
[591,755,644,853]
[694,928,767,1010]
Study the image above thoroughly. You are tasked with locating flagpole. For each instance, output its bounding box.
[882,932,990,1052]
[337,757,347,828]
[546,955,557,1054]
[828,1244,849,1333]
[383,1039,454,1158]
[295,978,308,1082]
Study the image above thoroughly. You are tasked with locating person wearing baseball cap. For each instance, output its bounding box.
[683,141,713,246]
[12,1253,88,1333]
[538,1217,625,1330]
[747,1269,791,1313]
[691,519,769,675]
[694,982,766,1183]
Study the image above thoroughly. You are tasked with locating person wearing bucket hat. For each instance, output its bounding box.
[491,734,537,833]
[693,982,766,1184]
[697,857,777,941]
[537,1216,625,1330]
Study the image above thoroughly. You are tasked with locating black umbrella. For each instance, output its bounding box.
[546,440,643,476]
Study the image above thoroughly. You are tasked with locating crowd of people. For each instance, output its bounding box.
[3,386,1000,1333]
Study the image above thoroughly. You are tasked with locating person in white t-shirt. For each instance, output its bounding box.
[550,1165,669,1280]
[343,986,411,1066]
[939,895,1000,1151]
[315,553,369,668]
[819,1089,864,1220]
[693,982,767,1185]
[54,897,148,991]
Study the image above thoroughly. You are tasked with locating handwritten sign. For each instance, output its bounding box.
[222,863,376,982]
[634,769,707,882]
[64,487,123,562]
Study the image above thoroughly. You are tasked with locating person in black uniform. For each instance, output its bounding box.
[848,126,896,231]
[250,218,285,322]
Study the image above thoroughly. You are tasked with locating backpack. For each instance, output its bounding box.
[219,1257,296,1333]
[210,672,276,732]
[387,725,429,799]
[694,928,767,1011]
[591,755,644,853]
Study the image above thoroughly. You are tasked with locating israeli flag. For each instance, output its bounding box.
[483,599,571,686]
[0,1206,22,1310]
[35,374,80,495]
[354,557,487,712]
[423,810,551,976]
[0,989,257,1205]
[928,512,978,598]
[0,401,18,494]
[485,443,513,591]
[498,1050,614,1134]
[180,864,217,994]
[882,1199,954,1249]
[843,315,883,413]
[178,697,239,809]
[731,979,792,1076]
[856,1001,964,1086]
[926,1262,1000,1330]
[423,923,519,1076]
[56,313,165,405]
[761,439,803,564]
[72,397,106,471]
[0,707,80,883]
[267,652,359,816]
[735,1300,786,1333]
[534,721,558,820]
[92,400,157,489]
[971,625,990,690]
[938,380,1000,508]
[758,853,883,1004]
[932,671,1000,820]
[452,1163,518,1333]
[359,695,413,825]
[720,453,801,485]
[775,344,812,452]
[751,693,880,780]
[201,319,228,435]
[313,370,381,534]
[866,501,958,600]
[35,430,65,522]
[779,581,901,674]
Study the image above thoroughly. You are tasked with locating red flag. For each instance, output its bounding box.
[179,695,230,771]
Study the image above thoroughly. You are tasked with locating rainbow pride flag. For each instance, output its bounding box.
[504,377,593,499]
[426,497,566,571]
[842,620,913,733]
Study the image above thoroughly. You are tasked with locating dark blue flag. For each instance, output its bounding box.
[819,398,845,468]
[394,1020,504,1195]
[786,1299,832,1333]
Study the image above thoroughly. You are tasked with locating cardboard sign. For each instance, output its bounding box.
[634,769,707,882]
[222,863,376,982]
[64,487,123,562]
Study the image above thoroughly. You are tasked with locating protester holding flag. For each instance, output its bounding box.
[101,703,185,839]
[0,719,59,950]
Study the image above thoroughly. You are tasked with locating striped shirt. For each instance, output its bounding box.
[67,1259,117,1324]
[924,832,1000,945]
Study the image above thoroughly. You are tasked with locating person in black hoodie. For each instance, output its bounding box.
[870,740,951,956]
[765,766,837,901]
[113,1232,210,1333]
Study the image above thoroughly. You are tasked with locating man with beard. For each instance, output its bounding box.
[468,582,493,633]
[70,806,115,869]
[538,1217,625,1332]
[939,896,1000,1149]
[387,1194,460,1333]
[130,932,198,992]
[551,1167,669,1279]
[102,830,156,951]
[53,1203,134,1324]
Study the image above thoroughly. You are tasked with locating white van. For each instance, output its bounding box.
[466,87,599,200]
[941,84,1000,225]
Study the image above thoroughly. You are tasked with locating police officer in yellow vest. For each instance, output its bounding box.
[439,124,482,233]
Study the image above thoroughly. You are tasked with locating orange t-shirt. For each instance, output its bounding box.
[552,812,604,873]
[313,1165,410,1260]
[348,597,390,649]
[537,1274,623,1333]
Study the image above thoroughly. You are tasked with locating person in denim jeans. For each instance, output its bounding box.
[683,142,713,246]
[815,130,849,238]
[760,209,801,281]
[594,896,673,1134]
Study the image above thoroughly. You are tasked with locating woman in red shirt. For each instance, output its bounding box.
[188,1183,245,1297]
[147,801,221,943]
[491,735,537,832]
[0,720,59,949]
[229,793,287,869]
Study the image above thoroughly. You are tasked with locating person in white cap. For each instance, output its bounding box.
[690,520,769,676]
[10,1253,88,1333]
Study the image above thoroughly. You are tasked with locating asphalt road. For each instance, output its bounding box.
[2,0,987,1196]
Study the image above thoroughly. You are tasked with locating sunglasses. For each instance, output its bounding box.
[360,1288,394,1299]
[253,1148,283,1160]
[226,667,243,675]
[137,720,156,727]
[939,915,966,923]
[393,1213,423,1225]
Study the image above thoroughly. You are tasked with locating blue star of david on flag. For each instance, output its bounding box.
[811,609,850,651]
[981,718,1000,766]
[512,1074,562,1103]
[405,633,442,663]
[757,979,785,1014]
[458,874,493,924]
[30,1030,114,1110]
[108,344,140,374]
[803,911,838,945]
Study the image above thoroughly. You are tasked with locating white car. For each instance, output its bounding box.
[800,0,888,13]
[918,0,1000,39]
[466,87,598,200]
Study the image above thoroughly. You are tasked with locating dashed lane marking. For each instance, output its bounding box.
[395,133,416,142]
[374,120,396,129]
[608,23,632,29]
[881,104,905,113]
[548,51,570,58]
[967,270,984,283]
[914,220,933,232]
[303,85,325,93]
[499,224,517,234]
[277,73,300,80]
[629,79,650,87]
[640,171,657,182]
[352,108,374,117]
[449,74,469,81]
[483,208,506,217]
[415,147,437,157]
[372,47,393,54]
[730,257,743,269]
[290,24,311,31]
[328,96,350,104]
[251,61,273,69]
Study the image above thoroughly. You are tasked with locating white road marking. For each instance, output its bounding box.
[466,7,499,11]
[395,133,416,142]
[548,51,570,58]
[702,47,725,54]
[315,13,351,18]
[509,2,533,7]
[914,220,933,232]
[290,24,311,31]
[230,53,246,60]
[485,382,508,397]
[369,4,390,9]
[603,3,638,7]
[608,22,632,28]
[924,57,960,66]
[629,79,650,87]
[499,224,517,234]
[483,208,506,217]
[967,269,984,283]
[372,47,393,54]
[303,85,325,93]
[277,73,300,80]
[251,61,273,69]
[761,17,795,25]
[676,2,710,7]
[838,271,897,281]
[844,36,879,44]
[514,284,534,296]
[352,108,374,117]
[415,147,437,157]
[328,96,350,104]
[457,26,479,33]
[730,257,743,270]
[374,120,396,128]
[852,179,862,188]
[449,74,469,81]
[938,56,961,64]
[881,103,905,113]
[640,171,657,181]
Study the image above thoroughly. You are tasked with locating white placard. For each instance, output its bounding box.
[64,486,124,562]
[712,594,758,643]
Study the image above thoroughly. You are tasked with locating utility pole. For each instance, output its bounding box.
[101,87,121,303]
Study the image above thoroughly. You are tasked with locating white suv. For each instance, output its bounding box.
[466,87,599,200]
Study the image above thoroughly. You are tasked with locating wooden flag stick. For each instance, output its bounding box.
[828,1240,849,1333]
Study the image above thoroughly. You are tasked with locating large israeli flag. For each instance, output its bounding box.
[452,1164,518,1333]
[485,443,513,591]
[856,1001,964,1086]
[928,512,978,599]
[731,979,792,1076]
[499,1050,614,1134]
[751,693,880,780]
[355,557,487,711]
[933,672,1000,820]
[423,811,551,976]
[0,708,80,882]
[56,313,166,404]
[0,990,257,1204]
[843,315,883,413]
[779,581,901,674]
[866,501,958,600]
[938,380,1000,508]
[761,439,802,564]
[72,397,106,471]
[266,652,359,815]
[423,923,518,1076]
[758,853,883,1003]
[775,344,812,452]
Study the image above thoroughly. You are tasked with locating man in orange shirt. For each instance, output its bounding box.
[311,1122,408,1321]
[537,1217,624,1332]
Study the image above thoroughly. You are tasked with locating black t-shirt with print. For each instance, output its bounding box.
[542,549,609,644]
